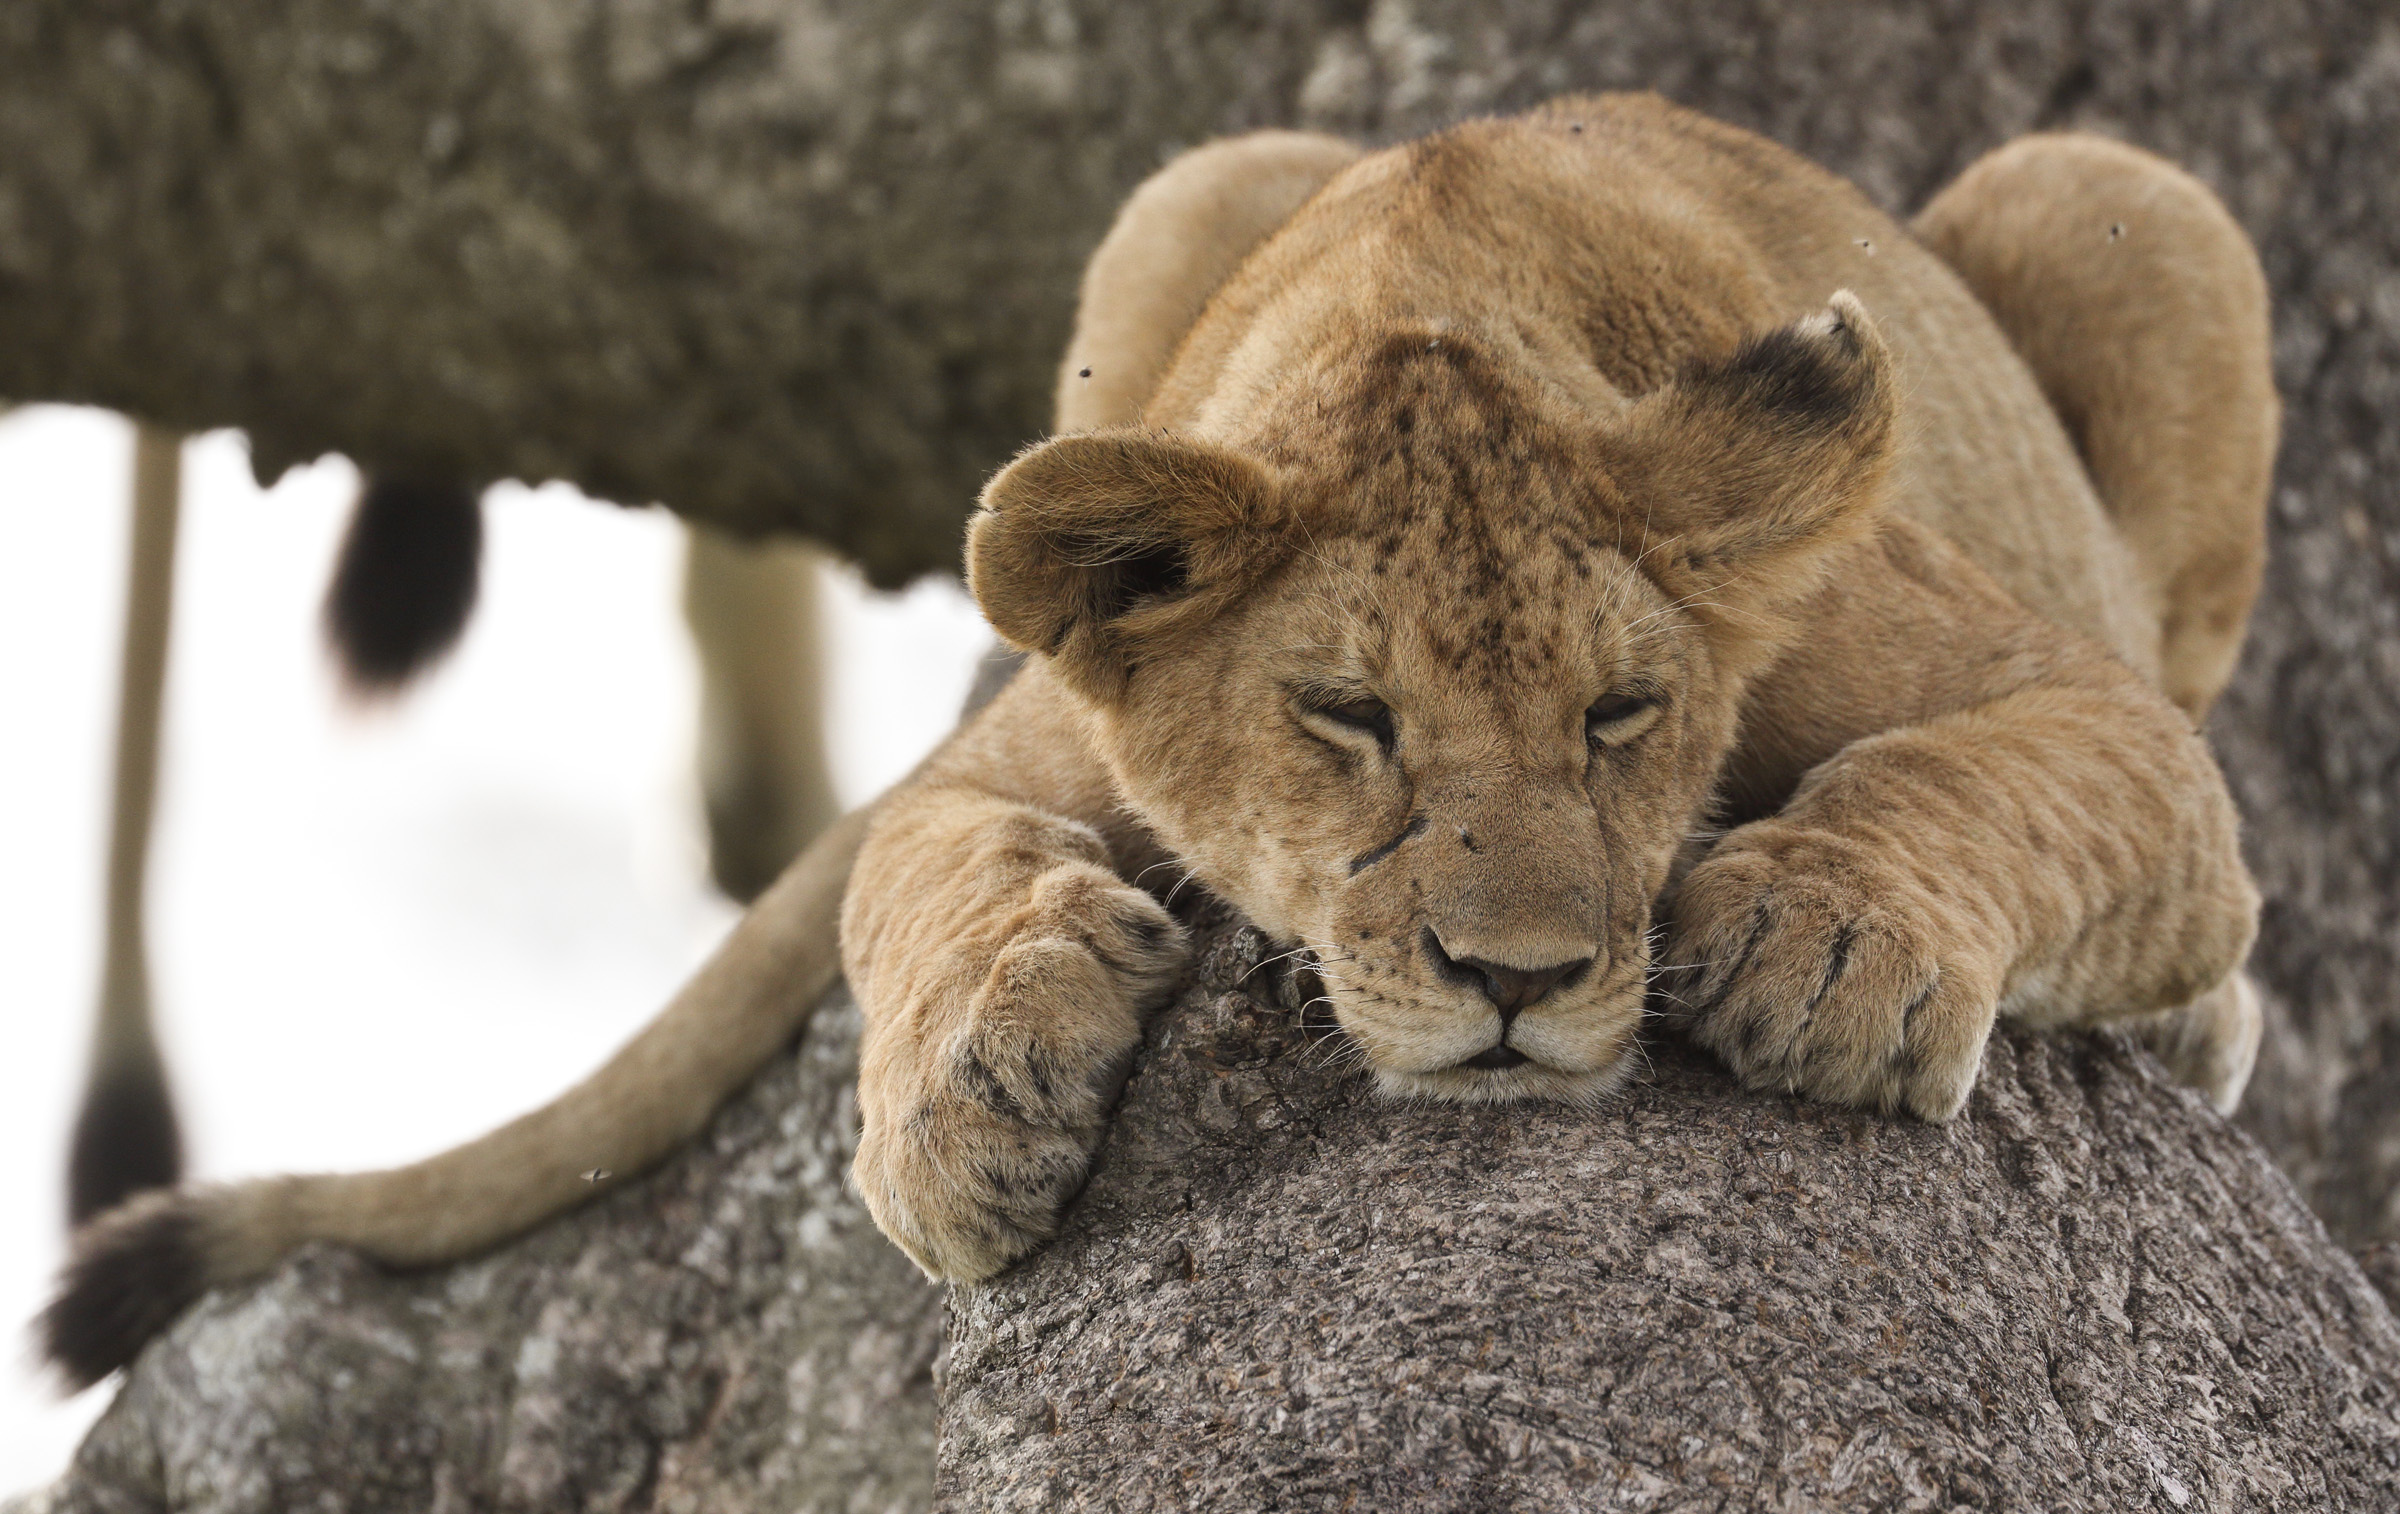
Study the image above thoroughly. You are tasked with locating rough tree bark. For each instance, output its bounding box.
[949,920,2400,1511]
[21,914,2400,1511]
[20,997,946,1514]
[7,0,2399,1508]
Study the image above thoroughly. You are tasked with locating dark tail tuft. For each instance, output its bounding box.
[67,1060,183,1227]
[324,475,483,694]
[42,1194,211,1390]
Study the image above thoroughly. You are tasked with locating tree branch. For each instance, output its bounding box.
[27,912,2400,1510]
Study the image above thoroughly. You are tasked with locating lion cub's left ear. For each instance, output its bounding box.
[1609,291,1899,630]
[969,430,1292,702]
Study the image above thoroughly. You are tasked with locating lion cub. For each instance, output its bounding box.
[44,96,2274,1386]
[841,97,2273,1281]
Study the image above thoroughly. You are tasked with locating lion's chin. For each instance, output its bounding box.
[1374,1053,1637,1108]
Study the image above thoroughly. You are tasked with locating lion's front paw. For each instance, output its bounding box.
[854,864,1187,1281]
[1661,824,2002,1120]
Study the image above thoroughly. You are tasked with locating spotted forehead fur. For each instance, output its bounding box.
[1285,532,1688,714]
[1258,328,1667,684]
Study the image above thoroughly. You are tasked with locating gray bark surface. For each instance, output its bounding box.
[30,914,2400,1511]
[941,915,2400,1512]
[2,0,2393,1235]
[36,999,944,1514]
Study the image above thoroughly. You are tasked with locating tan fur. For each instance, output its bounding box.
[843,98,2272,1282]
[1057,131,1365,435]
[1913,134,2278,719]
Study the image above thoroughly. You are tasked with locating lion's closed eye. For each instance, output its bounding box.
[1293,688,1398,757]
[1585,691,1663,747]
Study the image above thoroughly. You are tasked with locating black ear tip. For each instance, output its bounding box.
[324,475,484,695]
[1706,296,1888,432]
[41,1196,211,1390]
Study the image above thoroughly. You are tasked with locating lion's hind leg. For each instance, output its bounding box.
[1913,135,2277,720]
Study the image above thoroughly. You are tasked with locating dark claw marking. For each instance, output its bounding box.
[1088,907,1179,978]
[985,1143,1103,1233]
[959,1050,1027,1120]
[1804,924,1858,1016]
[1737,1010,1766,1058]
[1700,903,1777,1011]
[1893,973,1941,1075]
[1900,972,1939,1035]
[969,1218,1018,1256]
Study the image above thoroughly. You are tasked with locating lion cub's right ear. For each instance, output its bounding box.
[1607,291,1899,640]
[968,430,1293,702]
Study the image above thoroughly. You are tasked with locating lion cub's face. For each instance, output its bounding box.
[1109,524,1739,1103]
[971,296,1896,1105]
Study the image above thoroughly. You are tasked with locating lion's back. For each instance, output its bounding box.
[1160,94,2159,673]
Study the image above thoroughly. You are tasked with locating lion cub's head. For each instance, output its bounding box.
[969,295,1895,1105]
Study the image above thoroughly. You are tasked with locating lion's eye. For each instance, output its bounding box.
[1296,692,1398,755]
[1585,691,1659,745]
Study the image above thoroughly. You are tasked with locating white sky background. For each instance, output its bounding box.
[0,406,994,1491]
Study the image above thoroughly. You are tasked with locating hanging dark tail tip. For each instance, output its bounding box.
[324,474,484,696]
[67,1064,184,1227]
[42,1194,210,1391]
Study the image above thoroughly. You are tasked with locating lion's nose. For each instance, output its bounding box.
[1421,928,1594,1024]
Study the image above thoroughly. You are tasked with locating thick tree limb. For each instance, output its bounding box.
[941,917,2400,1510]
[0,0,1347,583]
[23,913,2400,1511]
[27,996,943,1514]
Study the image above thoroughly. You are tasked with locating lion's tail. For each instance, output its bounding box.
[41,806,870,1390]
